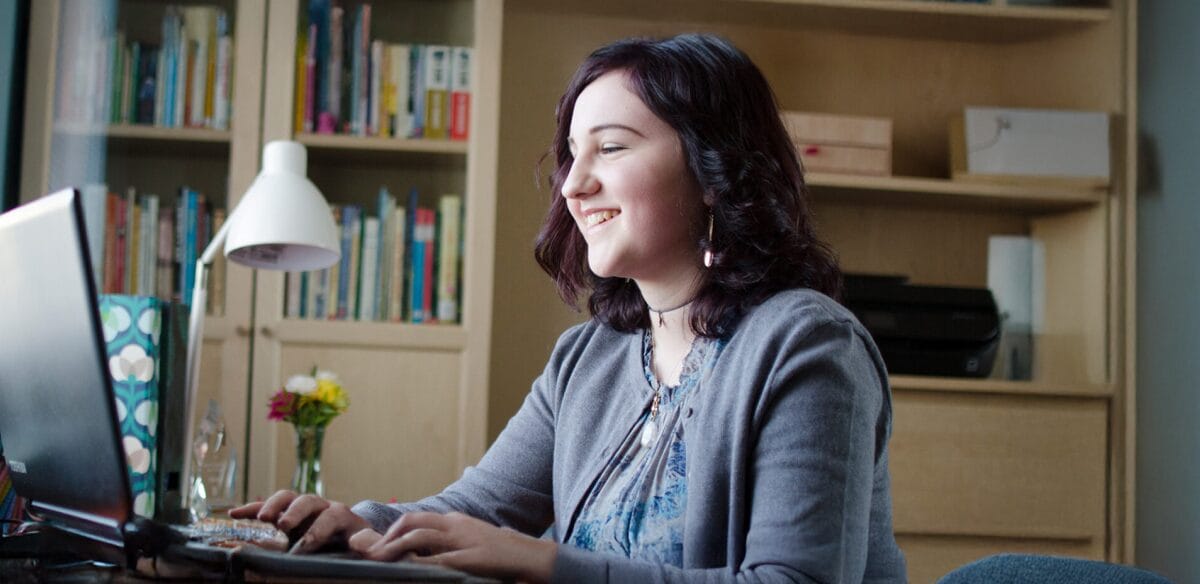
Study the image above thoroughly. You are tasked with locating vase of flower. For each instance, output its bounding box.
[291,424,326,496]
[268,367,348,497]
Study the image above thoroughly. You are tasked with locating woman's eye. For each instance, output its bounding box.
[600,144,626,155]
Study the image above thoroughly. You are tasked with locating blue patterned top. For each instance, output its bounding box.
[566,330,724,566]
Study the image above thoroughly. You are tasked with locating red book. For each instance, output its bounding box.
[422,208,434,322]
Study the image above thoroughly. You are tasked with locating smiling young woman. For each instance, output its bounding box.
[233,34,907,584]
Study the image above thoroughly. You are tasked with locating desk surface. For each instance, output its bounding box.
[1,531,501,583]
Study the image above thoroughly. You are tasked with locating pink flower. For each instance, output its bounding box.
[268,390,296,421]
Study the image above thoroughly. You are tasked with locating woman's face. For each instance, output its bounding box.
[561,71,705,284]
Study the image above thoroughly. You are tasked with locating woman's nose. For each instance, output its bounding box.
[561,157,600,199]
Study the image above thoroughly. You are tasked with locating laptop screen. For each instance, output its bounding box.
[0,189,133,546]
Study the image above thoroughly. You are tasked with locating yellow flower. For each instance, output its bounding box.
[314,378,349,412]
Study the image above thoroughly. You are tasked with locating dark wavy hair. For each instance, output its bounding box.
[534,33,842,337]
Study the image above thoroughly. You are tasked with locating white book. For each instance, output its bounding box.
[359,217,380,321]
[388,207,407,321]
[212,11,232,130]
[377,190,396,321]
[347,213,362,319]
[436,196,461,323]
[389,44,411,138]
[422,45,450,139]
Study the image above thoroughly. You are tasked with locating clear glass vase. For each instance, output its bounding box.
[291,424,326,496]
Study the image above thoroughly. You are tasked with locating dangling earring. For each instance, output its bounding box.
[703,211,714,268]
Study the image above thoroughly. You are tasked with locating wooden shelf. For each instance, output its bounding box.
[744,0,1110,22]
[511,0,1111,42]
[890,374,1113,398]
[270,318,467,351]
[295,132,469,155]
[807,173,1105,212]
[53,122,232,142]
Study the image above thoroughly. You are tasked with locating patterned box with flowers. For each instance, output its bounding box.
[99,294,166,518]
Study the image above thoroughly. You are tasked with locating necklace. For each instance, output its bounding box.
[647,299,693,327]
[640,330,704,449]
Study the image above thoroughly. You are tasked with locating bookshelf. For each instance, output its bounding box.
[19,0,267,506]
[21,0,500,510]
[493,0,1135,580]
[250,0,500,506]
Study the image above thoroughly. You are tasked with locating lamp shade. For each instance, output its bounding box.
[224,141,341,270]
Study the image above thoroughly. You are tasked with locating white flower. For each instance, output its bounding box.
[285,374,318,395]
[315,370,340,384]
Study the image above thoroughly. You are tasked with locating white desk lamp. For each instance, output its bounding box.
[182,140,340,514]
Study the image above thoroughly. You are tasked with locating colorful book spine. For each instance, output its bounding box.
[347,210,363,319]
[359,216,380,321]
[208,208,226,316]
[157,205,175,301]
[370,39,384,136]
[449,47,471,141]
[376,188,395,320]
[336,205,357,319]
[306,21,318,132]
[423,45,450,140]
[388,206,407,321]
[421,209,435,322]
[389,44,411,138]
[436,195,462,323]
[408,45,425,138]
[410,208,425,323]
[326,206,342,319]
[212,12,232,129]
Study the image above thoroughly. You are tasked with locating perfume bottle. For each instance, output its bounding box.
[188,400,238,520]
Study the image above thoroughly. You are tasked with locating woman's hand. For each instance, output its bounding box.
[348,511,556,584]
[229,490,375,553]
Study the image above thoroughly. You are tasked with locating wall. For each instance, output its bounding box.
[1136,0,1200,580]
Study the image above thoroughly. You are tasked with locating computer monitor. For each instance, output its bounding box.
[0,189,135,549]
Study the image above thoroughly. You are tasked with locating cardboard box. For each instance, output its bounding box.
[949,106,1110,188]
[781,111,893,176]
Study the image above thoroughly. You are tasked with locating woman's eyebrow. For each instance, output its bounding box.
[588,123,646,138]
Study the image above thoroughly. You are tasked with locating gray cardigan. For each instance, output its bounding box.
[353,289,907,583]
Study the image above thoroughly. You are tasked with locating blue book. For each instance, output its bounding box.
[404,188,419,321]
[411,217,424,323]
[180,188,198,304]
[308,0,331,116]
[336,205,358,319]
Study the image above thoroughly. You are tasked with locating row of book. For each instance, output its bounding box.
[78,184,226,316]
[286,189,463,324]
[57,2,235,130]
[295,0,471,140]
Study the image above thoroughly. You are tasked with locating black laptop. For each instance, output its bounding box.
[0,190,489,581]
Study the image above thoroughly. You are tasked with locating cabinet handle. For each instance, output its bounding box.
[235,325,251,337]
[260,326,275,338]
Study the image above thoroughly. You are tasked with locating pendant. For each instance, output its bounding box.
[640,419,658,449]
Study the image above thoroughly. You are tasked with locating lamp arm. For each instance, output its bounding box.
[180,217,233,515]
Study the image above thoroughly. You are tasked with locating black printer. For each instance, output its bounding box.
[842,274,1000,378]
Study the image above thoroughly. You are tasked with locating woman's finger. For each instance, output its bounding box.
[227,501,264,519]
[289,502,370,554]
[347,528,382,553]
[254,490,300,523]
[275,494,331,533]
[362,527,453,562]
[378,511,451,544]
